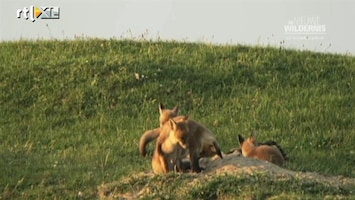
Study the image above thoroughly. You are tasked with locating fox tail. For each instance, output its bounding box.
[139,128,160,156]
[260,140,288,161]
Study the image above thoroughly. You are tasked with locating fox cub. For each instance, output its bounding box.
[158,104,223,160]
[152,117,189,174]
[238,134,286,166]
[172,115,223,172]
[139,103,180,157]
[140,103,223,172]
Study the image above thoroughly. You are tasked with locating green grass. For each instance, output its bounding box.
[0,39,355,199]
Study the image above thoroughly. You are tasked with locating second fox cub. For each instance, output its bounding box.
[173,115,223,172]
[238,134,286,166]
[139,103,179,157]
[160,104,223,163]
[152,117,190,174]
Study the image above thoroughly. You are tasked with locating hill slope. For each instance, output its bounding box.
[0,39,354,199]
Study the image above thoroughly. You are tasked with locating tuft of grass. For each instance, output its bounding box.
[1,39,355,199]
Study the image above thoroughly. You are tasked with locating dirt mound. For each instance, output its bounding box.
[204,153,355,188]
[98,153,355,199]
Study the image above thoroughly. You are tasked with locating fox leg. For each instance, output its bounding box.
[173,148,188,172]
[213,141,223,159]
[189,151,202,173]
[158,154,169,173]
[156,143,170,173]
[174,159,182,172]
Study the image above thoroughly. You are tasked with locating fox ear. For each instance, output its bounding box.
[172,105,180,114]
[182,115,189,121]
[238,135,245,145]
[249,133,256,141]
[159,103,165,114]
[248,132,257,145]
[169,119,177,130]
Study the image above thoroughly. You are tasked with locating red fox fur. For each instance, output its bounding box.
[238,134,286,166]
[152,117,189,174]
[140,103,223,172]
[139,103,179,156]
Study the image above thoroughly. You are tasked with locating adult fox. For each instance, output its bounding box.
[140,103,223,172]
[152,117,190,174]
[238,134,286,166]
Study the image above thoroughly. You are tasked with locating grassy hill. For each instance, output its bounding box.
[0,39,354,199]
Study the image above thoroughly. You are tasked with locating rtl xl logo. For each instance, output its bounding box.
[17,6,60,22]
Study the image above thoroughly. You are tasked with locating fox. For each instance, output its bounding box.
[159,103,179,127]
[171,115,223,172]
[140,104,223,171]
[238,134,286,166]
[139,103,179,157]
[226,140,288,161]
[139,103,223,160]
[152,117,190,174]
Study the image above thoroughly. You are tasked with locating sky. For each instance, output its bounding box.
[1,0,354,55]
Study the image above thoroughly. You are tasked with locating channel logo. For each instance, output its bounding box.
[17,6,60,22]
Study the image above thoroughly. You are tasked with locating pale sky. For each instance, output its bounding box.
[1,0,354,55]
